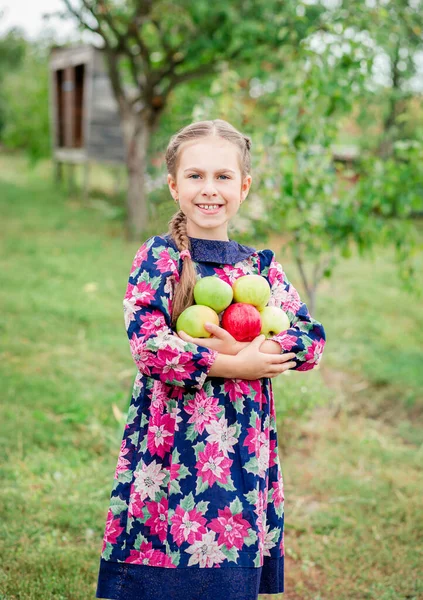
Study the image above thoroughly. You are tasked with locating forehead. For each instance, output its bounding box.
[177,136,241,171]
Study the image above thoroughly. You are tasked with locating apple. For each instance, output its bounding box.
[176,305,219,338]
[193,276,233,313]
[232,275,271,309]
[221,303,262,342]
[259,306,290,337]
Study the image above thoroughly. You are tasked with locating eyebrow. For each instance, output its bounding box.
[183,167,236,174]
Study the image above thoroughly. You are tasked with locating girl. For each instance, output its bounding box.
[96,119,326,600]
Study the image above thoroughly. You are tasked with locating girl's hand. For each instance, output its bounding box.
[233,334,297,379]
[177,322,244,356]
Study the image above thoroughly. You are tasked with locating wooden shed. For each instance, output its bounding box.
[49,45,126,172]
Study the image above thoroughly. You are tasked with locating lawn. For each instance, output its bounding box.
[1,152,422,599]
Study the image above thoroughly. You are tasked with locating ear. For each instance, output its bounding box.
[168,173,178,201]
[241,174,252,202]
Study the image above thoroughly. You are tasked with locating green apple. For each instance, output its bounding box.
[232,275,271,309]
[259,306,290,337]
[176,305,219,338]
[193,276,233,313]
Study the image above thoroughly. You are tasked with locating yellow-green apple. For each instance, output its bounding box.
[232,275,271,309]
[193,276,233,313]
[259,306,290,337]
[221,303,262,342]
[176,305,219,338]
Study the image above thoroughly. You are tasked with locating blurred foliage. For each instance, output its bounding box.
[0,28,51,161]
[0,1,422,297]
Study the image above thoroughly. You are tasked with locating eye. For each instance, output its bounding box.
[188,174,201,179]
[218,174,230,180]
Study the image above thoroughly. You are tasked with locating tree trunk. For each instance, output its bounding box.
[121,111,152,241]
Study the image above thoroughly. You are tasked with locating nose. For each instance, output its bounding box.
[201,180,218,198]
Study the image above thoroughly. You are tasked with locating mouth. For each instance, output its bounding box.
[196,204,224,215]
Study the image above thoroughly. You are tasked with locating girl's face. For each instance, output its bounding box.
[167,136,252,240]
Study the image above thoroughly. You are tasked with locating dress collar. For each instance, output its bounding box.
[163,233,256,265]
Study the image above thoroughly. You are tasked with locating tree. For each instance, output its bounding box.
[0,14,26,136]
[59,0,327,240]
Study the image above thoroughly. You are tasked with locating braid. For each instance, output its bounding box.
[169,210,190,252]
[167,210,198,327]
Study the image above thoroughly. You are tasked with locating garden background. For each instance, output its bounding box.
[1,1,422,598]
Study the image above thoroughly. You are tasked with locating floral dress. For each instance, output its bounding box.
[96,234,326,600]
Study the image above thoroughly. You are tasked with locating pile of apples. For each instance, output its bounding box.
[176,274,290,342]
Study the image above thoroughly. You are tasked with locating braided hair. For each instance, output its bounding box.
[165,119,252,326]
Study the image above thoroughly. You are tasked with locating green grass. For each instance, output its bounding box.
[1,152,422,599]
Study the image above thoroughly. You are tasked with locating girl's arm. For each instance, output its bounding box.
[124,235,218,391]
[261,250,326,371]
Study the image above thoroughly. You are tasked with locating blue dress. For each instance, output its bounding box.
[96,234,326,600]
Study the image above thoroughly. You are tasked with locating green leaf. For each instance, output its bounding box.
[185,423,198,442]
[229,497,243,515]
[134,531,149,550]
[196,500,210,514]
[169,479,182,496]
[244,489,258,505]
[244,457,259,475]
[180,491,195,512]
[216,476,236,492]
[195,476,209,495]
[192,441,205,459]
[221,544,239,563]
[249,409,259,428]
[244,528,258,547]
[110,496,128,516]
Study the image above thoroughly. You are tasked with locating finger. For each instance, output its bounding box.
[269,361,296,374]
[178,330,196,343]
[204,322,228,339]
[251,334,266,347]
[270,353,296,363]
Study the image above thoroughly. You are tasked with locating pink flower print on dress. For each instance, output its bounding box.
[130,244,149,271]
[169,461,181,482]
[156,248,178,274]
[133,279,157,307]
[195,442,233,487]
[170,505,207,546]
[125,541,175,567]
[114,440,131,478]
[296,338,326,371]
[224,378,250,404]
[186,530,226,568]
[150,346,197,384]
[129,334,152,376]
[145,496,169,543]
[208,506,251,550]
[249,380,267,409]
[138,310,167,339]
[243,417,262,455]
[101,509,125,553]
[272,332,297,351]
[128,483,146,519]
[213,264,247,286]
[269,437,278,467]
[254,489,267,564]
[257,435,270,478]
[204,415,238,457]
[184,389,220,434]
[147,411,175,459]
[271,479,284,509]
[133,459,167,501]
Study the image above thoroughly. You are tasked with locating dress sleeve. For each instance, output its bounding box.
[260,249,326,372]
[123,235,218,390]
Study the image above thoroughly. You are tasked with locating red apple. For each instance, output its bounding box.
[221,303,262,342]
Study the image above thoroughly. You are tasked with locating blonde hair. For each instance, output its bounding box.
[166,119,252,327]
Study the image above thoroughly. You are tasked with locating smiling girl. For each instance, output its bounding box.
[95,119,326,600]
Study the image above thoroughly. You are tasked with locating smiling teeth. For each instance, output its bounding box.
[198,204,220,210]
